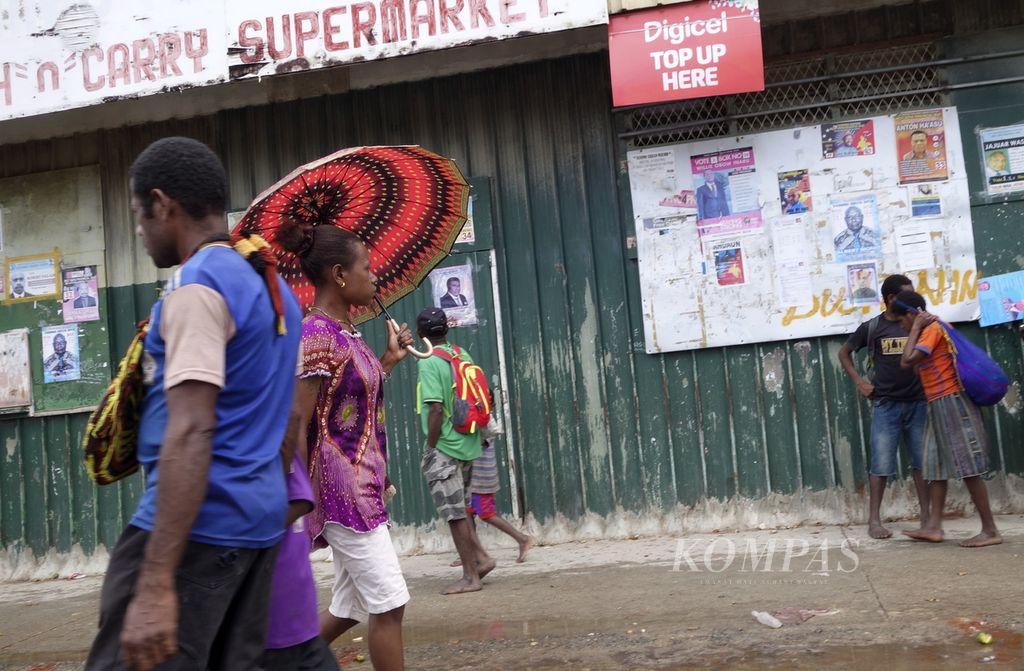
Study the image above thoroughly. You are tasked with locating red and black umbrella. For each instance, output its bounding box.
[233,146,469,333]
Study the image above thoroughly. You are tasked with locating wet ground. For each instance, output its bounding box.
[1,515,1023,670]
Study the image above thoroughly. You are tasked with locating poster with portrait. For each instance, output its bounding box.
[62,265,100,323]
[690,147,763,237]
[830,193,881,263]
[895,109,948,184]
[429,263,477,327]
[41,324,81,383]
[711,239,745,286]
[979,123,1024,196]
[0,329,32,410]
[821,120,875,159]
[5,253,59,303]
[777,169,813,215]
[977,270,1024,327]
[907,183,943,219]
[846,262,879,306]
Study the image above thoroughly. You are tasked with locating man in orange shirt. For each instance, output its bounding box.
[893,291,1001,548]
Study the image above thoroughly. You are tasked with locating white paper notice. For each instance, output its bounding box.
[894,220,934,271]
[776,262,814,307]
[771,219,809,264]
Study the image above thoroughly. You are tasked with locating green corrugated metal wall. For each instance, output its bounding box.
[2,39,1023,562]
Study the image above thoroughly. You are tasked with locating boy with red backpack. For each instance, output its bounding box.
[416,308,496,594]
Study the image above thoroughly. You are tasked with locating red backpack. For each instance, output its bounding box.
[433,345,492,434]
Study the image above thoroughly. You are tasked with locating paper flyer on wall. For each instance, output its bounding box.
[62,265,100,324]
[429,263,477,327]
[833,169,873,193]
[893,219,934,272]
[830,193,881,263]
[627,148,678,216]
[777,169,812,215]
[41,324,81,384]
[6,255,58,301]
[455,198,476,245]
[979,123,1024,196]
[977,270,1024,327]
[771,218,809,265]
[0,329,32,409]
[690,148,763,237]
[776,261,813,308]
[821,120,875,159]
[895,109,948,184]
[711,239,745,286]
[907,183,943,218]
[846,262,880,306]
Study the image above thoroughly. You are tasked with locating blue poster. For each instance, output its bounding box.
[978,270,1024,327]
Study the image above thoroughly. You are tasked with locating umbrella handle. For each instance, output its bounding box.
[388,318,434,360]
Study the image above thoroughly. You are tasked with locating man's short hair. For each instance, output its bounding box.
[130,137,228,220]
[880,274,911,301]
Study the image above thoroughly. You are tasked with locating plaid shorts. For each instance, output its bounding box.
[421,448,472,523]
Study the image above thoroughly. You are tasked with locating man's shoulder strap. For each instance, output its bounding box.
[867,314,882,357]
[432,344,462,362]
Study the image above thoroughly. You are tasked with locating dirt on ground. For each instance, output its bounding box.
[1,515,1022,670]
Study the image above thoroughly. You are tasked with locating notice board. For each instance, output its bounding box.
[627,107,979,353]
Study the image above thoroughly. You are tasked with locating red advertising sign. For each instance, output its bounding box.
[608,1,765,108]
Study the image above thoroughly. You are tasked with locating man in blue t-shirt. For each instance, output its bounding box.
[86,138,302,671]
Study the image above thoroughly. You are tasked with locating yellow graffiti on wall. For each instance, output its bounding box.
[781,269,977,326]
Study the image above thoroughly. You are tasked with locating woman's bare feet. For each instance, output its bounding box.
[902,528,944,543]
[960,531,1002,548]
[516,536,535,563]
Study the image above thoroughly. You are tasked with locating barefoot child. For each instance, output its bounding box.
[464,439,534,563]
[893,291,1001,548]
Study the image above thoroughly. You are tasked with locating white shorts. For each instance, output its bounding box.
[322,522,410,622]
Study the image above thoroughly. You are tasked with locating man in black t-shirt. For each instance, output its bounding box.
[838,274,929,539]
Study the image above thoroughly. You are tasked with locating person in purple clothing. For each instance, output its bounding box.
[282,225,414,671]
[263,460,340,671]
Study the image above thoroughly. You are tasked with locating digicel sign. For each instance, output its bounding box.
[608,1,764,107]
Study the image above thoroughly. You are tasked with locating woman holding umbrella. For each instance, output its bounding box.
[285,225,414,671]
[236,145,470,670]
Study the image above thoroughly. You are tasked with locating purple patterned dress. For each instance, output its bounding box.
[301,314,389,548]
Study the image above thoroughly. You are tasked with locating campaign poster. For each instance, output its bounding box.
[907,183,943,219]
[895,109,948,184]
[690,147,763,237]
[6,254,59,303]
[977,270,1024,327]
[846,262,880,306]
[62,265,100,324]
[41,324,81,384]
[429,263,477,328]
[979,123,1024,196]
[821,120,875,159]
[456,199,476,245]
[778,169,813,215]
[711,239,745,286]
[830,194,881,263]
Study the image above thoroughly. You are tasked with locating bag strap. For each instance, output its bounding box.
[866,314,881,361]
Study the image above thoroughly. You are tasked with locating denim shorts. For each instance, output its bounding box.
[870,398,927,476]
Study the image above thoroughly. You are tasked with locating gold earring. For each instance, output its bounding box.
[340,280,346,288]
